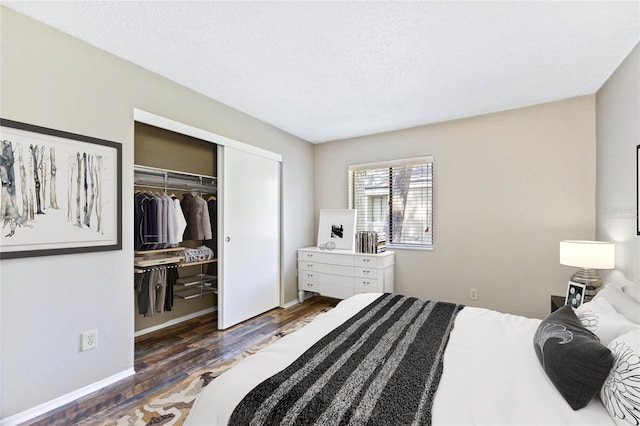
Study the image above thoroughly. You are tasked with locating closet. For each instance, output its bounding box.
[133,110,281,333]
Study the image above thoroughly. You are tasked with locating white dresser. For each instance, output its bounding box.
[297,247,394,302]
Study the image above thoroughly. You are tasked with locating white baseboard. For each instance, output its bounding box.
[282,298,300,308]
[282,292,317,309]
[0,368,135,426]
[134,307,217,337]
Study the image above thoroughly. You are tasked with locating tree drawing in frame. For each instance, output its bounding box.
[0,119,121,258]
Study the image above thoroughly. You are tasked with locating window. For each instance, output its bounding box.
[349,157,433,248]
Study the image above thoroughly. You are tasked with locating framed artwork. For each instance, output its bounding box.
[565,282,586,309]
[0,119,122,259]
[317,209,356,251]
[637,144,639,235]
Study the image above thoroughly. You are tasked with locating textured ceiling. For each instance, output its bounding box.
[3,1,639,143]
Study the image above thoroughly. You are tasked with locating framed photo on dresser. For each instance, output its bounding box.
[317,209,356,251]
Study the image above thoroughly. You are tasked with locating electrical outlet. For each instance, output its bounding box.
[81,330,98,352]
[469,288,479,301]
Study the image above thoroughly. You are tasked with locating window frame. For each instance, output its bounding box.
[348,156,433,250]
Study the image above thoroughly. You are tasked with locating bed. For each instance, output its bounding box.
[186,281,640,425]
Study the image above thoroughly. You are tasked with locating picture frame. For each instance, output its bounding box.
[0,118,122,259]
[565,281,586,309]
[637,144,639,235]
[317,209,357,251]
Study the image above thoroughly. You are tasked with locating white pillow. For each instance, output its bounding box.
[600,330,640,425]
[575,298,639,346]
[593,283,640,325]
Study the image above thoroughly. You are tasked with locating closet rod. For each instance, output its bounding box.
[134,263,180,274]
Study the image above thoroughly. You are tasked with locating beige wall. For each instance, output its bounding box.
[0,7,314,419]
[596,42,640,285]
[315,96,597,319]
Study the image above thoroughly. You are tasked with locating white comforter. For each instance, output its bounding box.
[186,293,614,425]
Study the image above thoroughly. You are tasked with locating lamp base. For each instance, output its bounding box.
[569,268,602,302]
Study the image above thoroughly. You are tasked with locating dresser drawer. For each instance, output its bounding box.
[299,261,352,277]
[318,273,353,288]
[299,270,318,283]
[298,268,318,292]
[354,253,394,267]
[317,263,353,276]
[354,277,381,292]
[299,279,318,292]
[298,261,318,272]
[354,266,377,279]
[298,250,353,266]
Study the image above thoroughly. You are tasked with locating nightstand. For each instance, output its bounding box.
[550,295,565,313]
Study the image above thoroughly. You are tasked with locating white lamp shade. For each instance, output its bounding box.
[559,240,615,269]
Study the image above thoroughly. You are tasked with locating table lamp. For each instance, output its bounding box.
[559,240,615,301]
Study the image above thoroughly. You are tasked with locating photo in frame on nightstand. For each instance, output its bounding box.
[565,281,586,309]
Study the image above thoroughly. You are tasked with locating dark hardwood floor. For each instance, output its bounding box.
[21,296,339,426]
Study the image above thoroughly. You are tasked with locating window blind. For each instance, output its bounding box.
[350,158,433,248]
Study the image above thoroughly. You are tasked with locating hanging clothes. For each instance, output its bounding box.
[167,195,187,247]
[134,191,186,251]
[150,268,166,316]
[204,195,218,276]
[144,194,160,250]
[134,265,178,316]
[156,195,169,249]
[134,270,151,315]
[181,193,212,241]
[164,267,177,312]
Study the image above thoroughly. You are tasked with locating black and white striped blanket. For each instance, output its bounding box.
[229,293,464,425]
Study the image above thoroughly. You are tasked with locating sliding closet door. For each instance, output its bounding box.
[218,146,280,329]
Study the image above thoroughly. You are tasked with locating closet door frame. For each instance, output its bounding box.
[133,109,284,327]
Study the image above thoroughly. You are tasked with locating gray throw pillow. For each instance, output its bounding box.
[533,305,614,410]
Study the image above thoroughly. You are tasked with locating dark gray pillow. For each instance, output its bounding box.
[533,304,614,410]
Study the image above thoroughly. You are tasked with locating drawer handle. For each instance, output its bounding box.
[362,270,370,275]
[308,283,314,287]
[307,273,314,278]
[363,281,370,286]
[307,264,314,268]
[306,254,314,258]
[362,259,370,263]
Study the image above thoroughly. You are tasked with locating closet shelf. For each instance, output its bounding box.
[134,254,184,267]
[134,164,217,194]
[134,247,184,255]
[177,274,217,287]
[178,258,218,267]
[175,285,217,300]
[133,258,218,270]
[134,246,217,269]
